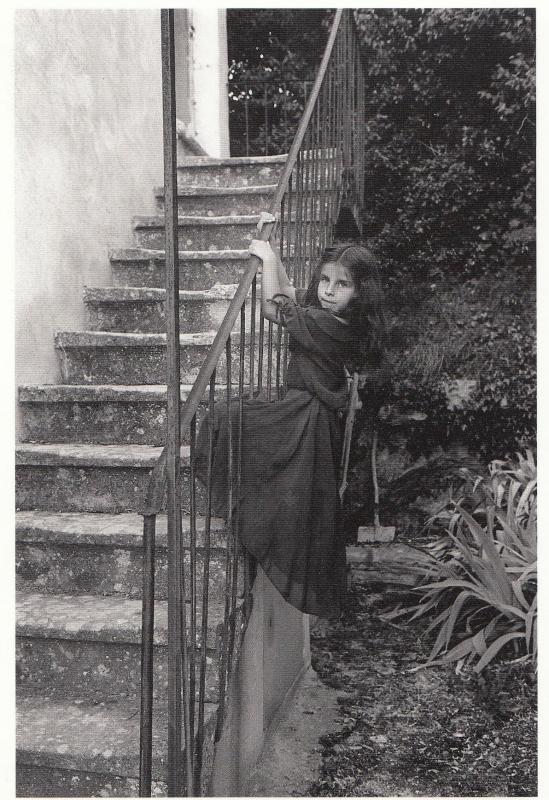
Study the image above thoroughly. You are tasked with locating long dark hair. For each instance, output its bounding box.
[303,243,387,371]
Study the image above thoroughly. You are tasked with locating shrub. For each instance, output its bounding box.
[356,8,535,285]
[382,451,537,672]
[385,277,536,458]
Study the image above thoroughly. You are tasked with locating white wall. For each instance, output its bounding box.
[15,9,164,430]
[189,9,230,158]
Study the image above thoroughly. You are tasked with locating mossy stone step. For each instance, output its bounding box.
[15,443,204,513]
[16,510,235,601]
[54,329,252,385]
[16,592,233,704]
[16,591,224,647]
[154,183,277,216]
[83,284,258,334]
[109,247,253,290]
[176,154,286,188]
[18,383,232,445]
[15,510,227,550]
[17,690,217,795]
[132,213,321,250]
[133,214,260,250]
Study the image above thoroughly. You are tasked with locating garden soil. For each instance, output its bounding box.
[305,585,537,797]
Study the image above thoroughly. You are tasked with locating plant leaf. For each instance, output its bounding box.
[473,632,524,672]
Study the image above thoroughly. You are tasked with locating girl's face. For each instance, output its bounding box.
[317,262,356,315]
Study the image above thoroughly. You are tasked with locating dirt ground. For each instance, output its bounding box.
[303,584,537,798]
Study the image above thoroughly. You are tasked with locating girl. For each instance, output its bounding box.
[196,234,387,619]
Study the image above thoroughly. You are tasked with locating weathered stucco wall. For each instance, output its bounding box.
[15,9,164,428]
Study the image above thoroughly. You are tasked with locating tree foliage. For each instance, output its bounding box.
[227,10,330,155]
[355,8,535,287]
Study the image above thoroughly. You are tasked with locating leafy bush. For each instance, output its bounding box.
[384,276,536,458]
[355,8,535,286]
[382,451,537,672]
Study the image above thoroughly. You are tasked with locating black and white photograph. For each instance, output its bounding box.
[12,4,537,798]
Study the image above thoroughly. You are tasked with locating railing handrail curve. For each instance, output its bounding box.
[142,8,348,516]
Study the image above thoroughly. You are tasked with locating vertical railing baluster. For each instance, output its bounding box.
[188,413,198,745]
[244,93,250,158]
[233,305,247,640]
[275,322,283,399]
[216,337,234,740]
[294,151,304,286]
[249,276,257,399]
[311,100,319,264]
[264,85,269,156]
[139,514,155,797]
[257,311,265,394]
[266,319,273,401]
[311,107,320,272]
[281,185,291,391]
[318,81,328,253]
[160,10,193,797]
[303,128,313,283]
[283,83,289,153]
[195,371,216,794]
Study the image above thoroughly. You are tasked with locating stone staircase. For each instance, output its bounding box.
[16,153,287,796]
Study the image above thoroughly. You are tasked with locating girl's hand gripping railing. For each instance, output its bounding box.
[339,371,362,503]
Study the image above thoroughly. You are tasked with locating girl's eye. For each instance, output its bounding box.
[320,275,329,283]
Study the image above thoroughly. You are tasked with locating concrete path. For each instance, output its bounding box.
[245,667,342,797]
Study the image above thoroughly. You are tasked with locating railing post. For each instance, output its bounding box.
[139,516,156,796]
[160,9,193,796]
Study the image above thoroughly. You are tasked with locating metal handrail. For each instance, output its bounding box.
[139,8,366,796]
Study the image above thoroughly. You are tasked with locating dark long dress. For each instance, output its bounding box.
[195,292,355,617]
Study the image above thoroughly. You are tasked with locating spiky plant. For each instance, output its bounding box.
[382,451,537,672]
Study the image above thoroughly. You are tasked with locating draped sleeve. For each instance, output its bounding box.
[271,292,352,351]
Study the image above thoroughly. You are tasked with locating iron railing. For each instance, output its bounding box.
[139,8,366,796]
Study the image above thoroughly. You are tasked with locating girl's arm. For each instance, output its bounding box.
[249,239,296,322]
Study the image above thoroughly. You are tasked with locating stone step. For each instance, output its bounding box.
[176,153,286,188]
[18,384,232,445]
[55,330,215,385]
[109,247,307,291]
[16,691,216,795]
[15,443,203,513]
[155,183,277,216]
[15,510,238,602]
[15,510,228,549]
[109,248,253,290]
[133,214,259,250]
[83,284,259,334]
[132,213,321,250]
[54,330,260,385]
[16,592,231,704]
